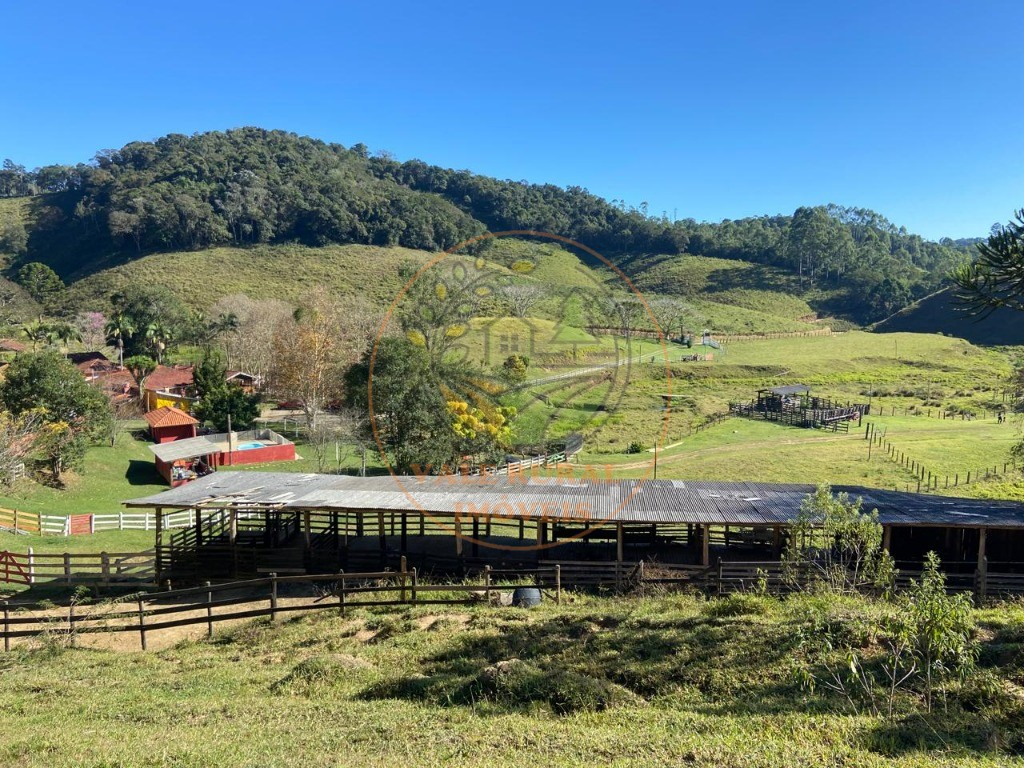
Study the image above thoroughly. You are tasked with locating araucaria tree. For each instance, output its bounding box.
[952,209,1024,315]
[0,351,112,483]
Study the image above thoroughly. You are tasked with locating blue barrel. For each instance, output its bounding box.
[511,587,542,607]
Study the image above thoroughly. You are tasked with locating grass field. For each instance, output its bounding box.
[0,590,1021,767]
[0,330,1018,555]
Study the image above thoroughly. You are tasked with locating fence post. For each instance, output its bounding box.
[411,567,418,603]
[137,597,147,651]
[339,571,346,617]
[90,515,95,535]
[484,565,491,604]
[205,581,214,638]
[63,517,70,537]
[400,556,407,603]
[2,600,8,653]
[638,560,645,598]
[119,511,124,531]
[64,552,72,584]
[555,565,561,605]
[717,557,723,596]
[27,547,34,584]
[101,552,110,586]
[270,572,279,624]
[68,602,76,647]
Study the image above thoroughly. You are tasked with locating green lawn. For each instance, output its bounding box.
[0,591,1020,766]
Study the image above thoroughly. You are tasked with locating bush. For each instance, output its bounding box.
[625,441,645,454]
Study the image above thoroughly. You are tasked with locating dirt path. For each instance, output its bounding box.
[610,432,853,470]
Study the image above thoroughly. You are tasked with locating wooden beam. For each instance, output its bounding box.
[616,522,624,563]
[228,508,238,544]
[378,511,386,552]
[701,524,710,567]
[303,510,311,549]
[454,517,463,557]
[882,525,892,553]
[977,527,987,565]
[400,514,407,553]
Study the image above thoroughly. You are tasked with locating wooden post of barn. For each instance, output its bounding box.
[454,517,464,557]
[555,565,561,605]
[484,564,492,604]
[339,571,346,617]
[377,511,386,563]
[701,524,710,567]
[976,529,988,605]
[472,516,479,557]
[2,600,9,653]
[205,581,214,638]
[882,526,892,554]
[270,572,279,623]
[137,597,147,651]
[411,567,418,604]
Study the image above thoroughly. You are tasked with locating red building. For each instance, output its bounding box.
[149,429,296,486]
[144,406,200,444]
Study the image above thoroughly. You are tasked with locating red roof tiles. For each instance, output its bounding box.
[144,406,200,428]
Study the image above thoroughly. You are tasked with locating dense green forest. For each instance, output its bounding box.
[0,128,977,323]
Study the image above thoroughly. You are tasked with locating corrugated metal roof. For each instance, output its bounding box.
[123,471,1024,529]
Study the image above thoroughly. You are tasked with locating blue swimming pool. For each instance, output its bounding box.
[236,441,265,451]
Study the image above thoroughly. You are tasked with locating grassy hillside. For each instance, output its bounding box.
[63,239,838,337]
[0,592,1021,766]
[873,287,1024,346]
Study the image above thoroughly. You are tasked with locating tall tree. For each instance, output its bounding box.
[951,209,1024,316]
[15,262,64,309]
[0,351,112,482]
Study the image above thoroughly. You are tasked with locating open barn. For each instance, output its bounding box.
[124,471,1024,591]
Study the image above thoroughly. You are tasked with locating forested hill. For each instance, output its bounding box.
[0,128,975,323]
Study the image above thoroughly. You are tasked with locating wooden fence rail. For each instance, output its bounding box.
[4,557,1023,651]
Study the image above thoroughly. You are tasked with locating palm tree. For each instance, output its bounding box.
[144,320,173,364]
[21,320,55,351]
[48,321,81,353]
[104,313,135,369]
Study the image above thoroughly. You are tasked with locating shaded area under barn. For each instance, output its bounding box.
[123,471,1024,591]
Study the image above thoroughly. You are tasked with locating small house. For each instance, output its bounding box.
[144,406,199,444]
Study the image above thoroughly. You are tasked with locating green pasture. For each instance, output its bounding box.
[0,591,1021,766]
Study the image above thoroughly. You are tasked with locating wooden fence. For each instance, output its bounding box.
[0,561,562,651]
[0,508,199,538]
[864,422,1019,492]
[3,556,1022,651]
[0,550,156,585]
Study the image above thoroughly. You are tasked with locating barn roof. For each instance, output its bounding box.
[144,406,199,429]
[759,385,812,396]
[123,471,1024,529]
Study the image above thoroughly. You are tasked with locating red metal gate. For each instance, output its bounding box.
[0,551,30,585]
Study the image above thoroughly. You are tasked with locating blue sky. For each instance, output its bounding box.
[1,0,1021,240]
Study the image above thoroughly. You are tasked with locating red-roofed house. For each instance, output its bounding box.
[144,406,200,444]
[143,365,196,411]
